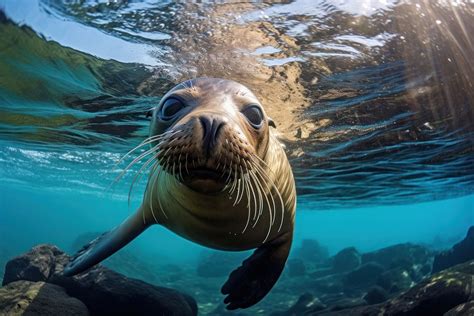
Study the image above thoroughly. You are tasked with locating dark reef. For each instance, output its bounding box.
[0,245,197,316]
[432,226,474,274]
[0,226,472,315]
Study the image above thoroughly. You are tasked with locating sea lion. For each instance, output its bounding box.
[64,78,297,310]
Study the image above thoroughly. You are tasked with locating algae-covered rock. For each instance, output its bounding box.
[2,245,64,285]
[361,243,432,269]
[375,267,414,293]
[310,260,474,316]
[432,226,474,274]
[332,247,361,273]
[3,244,198,316]
[445,300,474,316]
[0,280,89,315]
[343,262,385,290]
[271,292,326,316]
[363,286,389,304]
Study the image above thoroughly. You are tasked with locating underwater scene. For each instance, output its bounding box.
[0,0,473,315]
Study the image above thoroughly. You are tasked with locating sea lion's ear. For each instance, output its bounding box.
[145,109,153,118]
[268,117,276,128]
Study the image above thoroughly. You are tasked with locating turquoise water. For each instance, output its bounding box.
[0,0,473,314]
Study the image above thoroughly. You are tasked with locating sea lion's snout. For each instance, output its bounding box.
[154,113,252,194]
[199,115,226,156]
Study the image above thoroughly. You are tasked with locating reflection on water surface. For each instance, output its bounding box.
[0,0,473,208]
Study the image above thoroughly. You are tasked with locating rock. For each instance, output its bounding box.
[3,244,198,316]
[331,247,361,273]
[328,298,367,311]
[2,245,64,286]
[272,293,326,315]
[287,259,306,277]
[196,251,247,277]
[363,286,388,304]
[71,232,162,284]
[208,304,249,315]
[375,267,414,293]
[311,260,474,316]
[0,280,89,315]
[361,243,432,269]
[343,262,385,290]
[312,274,344,294]
[432,226,474,273]
[309,268,334,279]
[445,300,474,316]
[294,239,329,264]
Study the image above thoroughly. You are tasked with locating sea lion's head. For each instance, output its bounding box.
[149,78,275,194]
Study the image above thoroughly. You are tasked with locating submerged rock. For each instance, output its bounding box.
[375,267,414,293]
[331,247,361,273]
[2,244,198,316]
[2,245,63,285]
[196,251,247,278]
[293,239,329,264]
[287,258,306,277]
[326,297,367,312]
[312,274,344,294]
[432,226,474,274]
[363,286,389,305]
[311,260,474,316]
[361,243,432,269]
[271,293,326,316]
[445,300,474,316]
[343,262,385,290]
[0,280,89,315]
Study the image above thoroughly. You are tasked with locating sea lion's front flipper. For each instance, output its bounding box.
[63,207,149,276]
[221,232,292,310]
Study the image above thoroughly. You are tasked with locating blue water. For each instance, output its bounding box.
[0,0,473,314]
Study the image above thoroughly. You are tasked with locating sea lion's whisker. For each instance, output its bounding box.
[235,165,246,206]
[178,153,183,182]
[250,158,277,228]
[228,164,238,196]
[110,143,160,190]
[115,134,165,165]
[250,155,286,232]
[185,153,189,175]
[119,144,159,177]
[244,161,259,223]
[149,162,160,224]
[155,166,168,219]
[247,161,272,235]
[241,165,255,234]
[244,160,263,217]
[247,168,261,227]
[274,183,285,232]
[114,130,179,170]
[128,151,159,205]
[241,169,251,234]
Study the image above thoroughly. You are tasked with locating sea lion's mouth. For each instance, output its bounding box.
[186,167,224,181]
[180,166,230,193]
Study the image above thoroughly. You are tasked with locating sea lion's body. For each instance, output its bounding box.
[64,78,297,310]
[144,131,295,251]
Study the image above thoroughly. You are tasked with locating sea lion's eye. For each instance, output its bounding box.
[160,97,185,120]
[242,105,264,129]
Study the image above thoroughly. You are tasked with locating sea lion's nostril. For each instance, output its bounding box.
[200,116,211,142]
[200,116,225,155]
